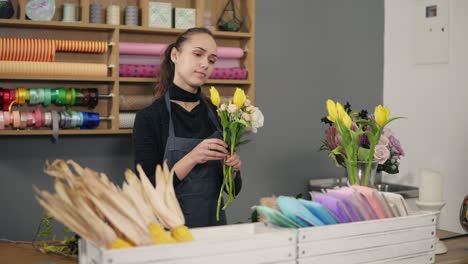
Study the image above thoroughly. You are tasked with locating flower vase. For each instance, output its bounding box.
[345,160,379,187]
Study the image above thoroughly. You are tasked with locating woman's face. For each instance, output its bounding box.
[171,33,217,90]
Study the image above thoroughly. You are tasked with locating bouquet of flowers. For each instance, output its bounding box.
[319,100,404,186]
[210,87,264,220]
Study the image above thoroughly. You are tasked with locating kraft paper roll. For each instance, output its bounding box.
[0,38,56,62]
[215,58,240,68]
[209,67,247,80]
[119,95,153,111]
[0,61,108,77]
[119,112,136,128]
[55,40,108,53]
[119,54,161,65]
[119,42,244,59]
[119,64,160,78]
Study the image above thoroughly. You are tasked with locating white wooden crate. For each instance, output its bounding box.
[78,222,297,264]
[297,212,437,264]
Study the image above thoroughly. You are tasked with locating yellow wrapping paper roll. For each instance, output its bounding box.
[0,38,56,62]
[55,40,108,53]
[0,61,108,77]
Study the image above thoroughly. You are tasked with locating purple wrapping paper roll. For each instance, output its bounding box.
[119,64,160,77]
[209,67,247,80]
[119,54,161,65]
[119,42,244,59]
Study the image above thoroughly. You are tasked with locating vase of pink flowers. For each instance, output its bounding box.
[320,101,405,186]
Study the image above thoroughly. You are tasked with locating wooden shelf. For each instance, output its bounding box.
[0,129,132,136]
[212,31,252,39]
[0,19,116,31]
[0,0,255,137]
[119,25,185,35]
[119,25,251,39]
[119,78,250,85]
[0,75,116,82]
[119,77,158,83]
[205,79,251,85]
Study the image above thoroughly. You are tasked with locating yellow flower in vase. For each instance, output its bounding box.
[374,105,390,126]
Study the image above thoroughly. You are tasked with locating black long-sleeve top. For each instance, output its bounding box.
[133,84,242,194]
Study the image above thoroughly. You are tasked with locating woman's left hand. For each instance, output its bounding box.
[225,152,242,173]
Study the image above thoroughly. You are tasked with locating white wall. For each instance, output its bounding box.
[384,0,468,233]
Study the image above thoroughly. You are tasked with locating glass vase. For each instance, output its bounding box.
[345,160,378,187]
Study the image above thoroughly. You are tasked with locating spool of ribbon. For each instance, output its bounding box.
[106,5,120,25]
[119,112,136,128]
[125,5,139,26]
[62,3,77,22]
[0,61,108,77]
[0,38,56,62]
[119,64,160,78]
[90,3,103,24]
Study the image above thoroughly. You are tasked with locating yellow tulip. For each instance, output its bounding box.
[209,86,221,107]
[374,105,390,126]
[326,99,338,122]
[341,112,352,128]
[336,102,347,119]
[233,88,246,109]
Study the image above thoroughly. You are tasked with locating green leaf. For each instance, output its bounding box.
[358,147,370,161]
[295,193,303,199]
[236,139,251,147]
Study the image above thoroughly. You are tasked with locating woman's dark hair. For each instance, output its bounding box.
[154,27,214,98]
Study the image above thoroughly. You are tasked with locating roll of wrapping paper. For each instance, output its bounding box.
[55,40,108,53]
[119,95,153,111]
[0,61,108,77]
[119,112,136,128]
[209,67,248,80]
[119,54,161,65]
[119,42,244,59]
[215,58,241,68]
[0,38,56,62]
[119,64,160,78]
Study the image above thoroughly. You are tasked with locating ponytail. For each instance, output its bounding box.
[153,27,214,98]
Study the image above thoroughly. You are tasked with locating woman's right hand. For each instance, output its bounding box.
[188,138,229,165]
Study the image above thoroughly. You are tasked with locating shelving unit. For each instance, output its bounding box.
[0,0,255,136]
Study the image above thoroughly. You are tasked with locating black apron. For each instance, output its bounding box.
[162,91,226,227]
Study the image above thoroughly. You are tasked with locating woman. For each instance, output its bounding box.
[133,28,242,227]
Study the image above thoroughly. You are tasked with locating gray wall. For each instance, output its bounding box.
[0,0,383,240]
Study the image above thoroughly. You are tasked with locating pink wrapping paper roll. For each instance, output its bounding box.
[119,54,161,65]
[217,47,244,59]
[119,42,167,56]
[55,40,108,53]
[0,61,108,77]
[119,64,160,78]
[119,42,244,59]
[209,67,247,80]
[0,38,56,62]
[215,58,241,68]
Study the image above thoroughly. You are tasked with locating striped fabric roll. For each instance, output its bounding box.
[55,40,108,53]
[0,38,56,62]
[0,61,108,77]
